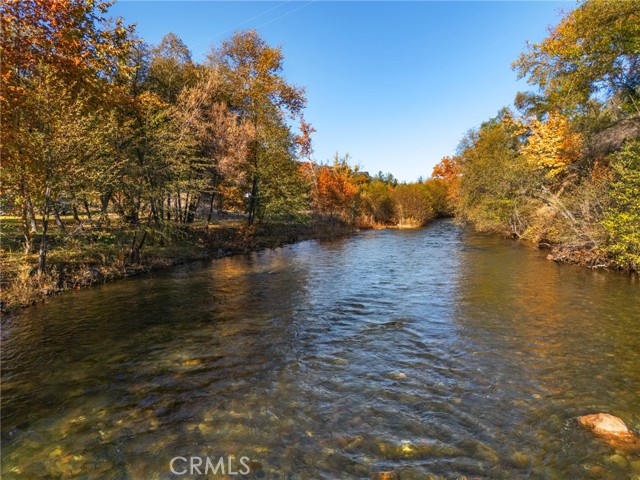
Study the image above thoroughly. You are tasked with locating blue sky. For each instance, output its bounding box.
[112,1,573,181]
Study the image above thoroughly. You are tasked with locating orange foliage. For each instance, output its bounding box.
[296,116,315,159]
[431,156,461,180]
[1,0,134,110]
[432,156,461,205]
[315,164,358,219]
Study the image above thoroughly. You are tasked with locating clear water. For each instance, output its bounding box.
[2,220,639,479]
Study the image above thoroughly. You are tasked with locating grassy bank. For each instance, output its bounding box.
[0,215,358,313]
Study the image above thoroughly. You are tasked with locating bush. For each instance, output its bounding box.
[602,139,640,271]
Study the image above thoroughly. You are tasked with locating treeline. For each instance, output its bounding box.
[1,0,447,279]
[304,156,451,228]
[432,0,640,271]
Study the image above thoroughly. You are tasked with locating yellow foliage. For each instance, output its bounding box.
[521,112,583,177]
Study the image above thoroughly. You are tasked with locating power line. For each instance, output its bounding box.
[191,0,295,50]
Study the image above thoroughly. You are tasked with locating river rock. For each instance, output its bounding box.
[607,454,628,468]
[578,413,629,436]
[578,413,640,451]
[371,471,399,480]
[510,451,530,468]
[398,466,428,480]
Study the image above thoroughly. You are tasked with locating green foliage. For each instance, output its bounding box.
[392,183,434,227]
[147,33,198,103]
[213,30,307,225]
[423,178,452,217]
[514,0,640,113]
[361,180,395,224]
[255,122,310,222]
[456,112,540,236]
[602,140,640,270]
[450,1,640,270]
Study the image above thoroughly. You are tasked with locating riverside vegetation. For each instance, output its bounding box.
[435,0,640,271]
[0,0,449,310]
[1,0,639,311]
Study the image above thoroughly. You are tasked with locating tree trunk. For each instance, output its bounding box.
[72,203,81,225]
[158,195,164,223]
[183,191,190,224]
[98,191,111,227]
[207,173,219,224]
[26,196,37,233]
[207,192,216,224]
[20,202,33,254]
[38,187,51,275]
[19,177,34,253]
[186,195,199,224]
[53,203,66,231]
[247,127,260,226]
[83,198,92,220]
[247,175,258,226]
[150,197,160,225]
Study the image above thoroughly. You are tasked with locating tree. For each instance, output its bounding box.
[456,110,539,236]
[174,71,250,223]
[147,33,197,104]
[361,180,395,225]
[392,183,434,227]
[312,155,360,223]
[1,0,135,270]
[423,178,451,217]
[431,155,461,211]
[520,112,584,178]
[212,30,306,225]
[514,0,640,113]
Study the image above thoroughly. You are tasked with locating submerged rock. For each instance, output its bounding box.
[371,471,400,480]
[398,466,429,480]
[606,454,628,468]
[578,413,640,451]
[510,451,530,468]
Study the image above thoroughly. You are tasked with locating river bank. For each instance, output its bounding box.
[3,214,632,315]
[0,217,359,314]
[459,221,635,273]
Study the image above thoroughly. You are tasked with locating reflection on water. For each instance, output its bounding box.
[1,220,639,479]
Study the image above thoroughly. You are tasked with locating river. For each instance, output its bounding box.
[1,220,639,479]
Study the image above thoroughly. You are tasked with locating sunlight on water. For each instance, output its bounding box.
[2,220,639,479]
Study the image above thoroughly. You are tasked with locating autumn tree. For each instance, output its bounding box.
[174,71,251,223]
[520,112,584,178]
[514,0,640,114]
[431,155,461,213]
[1,0,135,271]
[392,183,434,227]
[147,33,198,104]
[456,110,539,237]
[361,179,395,225]
[423,178,451,217]
[313,155,360,223]
[212,30,306,225]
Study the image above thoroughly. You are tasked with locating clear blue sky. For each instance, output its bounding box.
[112,1,572,182]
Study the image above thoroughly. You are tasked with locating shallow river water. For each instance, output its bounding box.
[2,220,639,479]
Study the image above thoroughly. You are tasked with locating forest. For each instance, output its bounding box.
[1,0,639,310]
